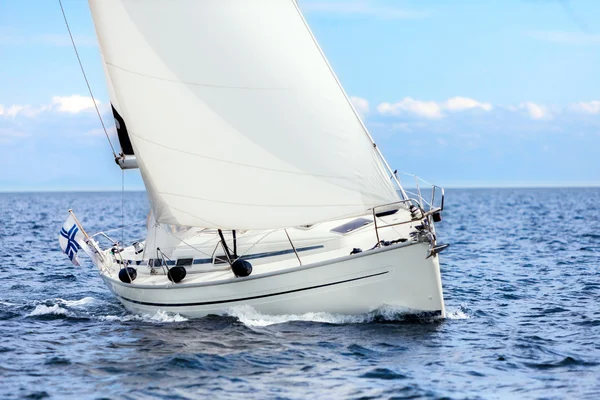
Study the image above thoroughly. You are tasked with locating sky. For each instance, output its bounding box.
[1,0,599,191]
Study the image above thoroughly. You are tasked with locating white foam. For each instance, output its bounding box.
[146,310,188,322]
[28,304,69,316]
[98,310,188,323]
[445,308,470,320]
[227,305,417,327]
[56,297,97,307]
[98,315,129,322]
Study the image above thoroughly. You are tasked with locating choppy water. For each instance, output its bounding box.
[1,189,599,399]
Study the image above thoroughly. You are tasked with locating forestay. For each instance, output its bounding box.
[89,0,400,229]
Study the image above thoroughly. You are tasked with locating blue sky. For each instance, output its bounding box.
[1,0,599,191]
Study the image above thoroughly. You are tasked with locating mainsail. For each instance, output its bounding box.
[89,0,400,229]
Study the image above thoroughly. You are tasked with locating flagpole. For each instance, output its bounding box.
[68,209,109,270]
[68,209,91,240]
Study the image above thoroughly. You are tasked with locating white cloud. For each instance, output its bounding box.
[51,95,100,113]
[378,98,443,119]
[376,97,564,121]
[377,96,492,119]
[0,104,48,118]
[525,31,600,46]
[570,101,600,115]
[350,96,370,118]
[1,95,102,118]
[520,102,550,120]
[444,96,492,112]
[300,1,426,19]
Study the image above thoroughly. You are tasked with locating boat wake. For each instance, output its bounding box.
[17,296,469,325]
[25,298,99,318]
[28,304,69,317]
[446,307,470,320]
[20,297,188,323]
[226,304,470,327]
[56,297,97,307]
[98,310,189,323]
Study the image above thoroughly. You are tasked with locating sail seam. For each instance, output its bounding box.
[132,132,393,206]
[106,62,289,91]
[160,191,384,209]
[129,131,356,181]
[155,202,219,228]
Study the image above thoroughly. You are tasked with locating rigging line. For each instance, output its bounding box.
[238,230,275,258]
[90,219,146,237]
[121,170,125,245]
[58,0,117,158]
[157,224,214,258]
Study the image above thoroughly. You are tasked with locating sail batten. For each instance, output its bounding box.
[89,0,400,229]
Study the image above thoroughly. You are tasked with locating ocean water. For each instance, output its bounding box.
[0,188,599,399]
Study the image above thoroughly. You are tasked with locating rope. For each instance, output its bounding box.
[238,230,274,258]
[58,0,117,158]
[121,170,125,245]
[157,224,213,258]
[90,219,146,237]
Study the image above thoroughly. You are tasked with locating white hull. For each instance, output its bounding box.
[100,242,445,318]
[76,1,450,322]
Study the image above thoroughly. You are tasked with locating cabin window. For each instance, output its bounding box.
[330,218,372,234]
[176,258,193,267]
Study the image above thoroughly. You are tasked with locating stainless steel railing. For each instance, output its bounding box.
[372,174,445,247]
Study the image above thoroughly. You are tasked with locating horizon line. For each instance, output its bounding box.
[1,183,599,194]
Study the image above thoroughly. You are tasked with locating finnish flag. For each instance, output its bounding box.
[59,214,90,266]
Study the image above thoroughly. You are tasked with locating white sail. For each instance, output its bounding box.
[99,52,120,112]
[143,210,196,259]
[89,0,400,229]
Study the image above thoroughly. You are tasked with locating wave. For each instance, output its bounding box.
[445,307,471,320]
[55,297,98,307]
[21,296,187,323]
[24,297,100,317]
[28,304,69,317]
[226,305,454,327]
[99,310,188,323]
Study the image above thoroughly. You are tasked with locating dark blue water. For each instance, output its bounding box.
[1,189,599,399]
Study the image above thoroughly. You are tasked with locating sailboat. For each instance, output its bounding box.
[61,0,449,319]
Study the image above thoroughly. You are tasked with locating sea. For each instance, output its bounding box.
[0,188,599,399]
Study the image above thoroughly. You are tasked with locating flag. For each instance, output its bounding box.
[59,214,93,266]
